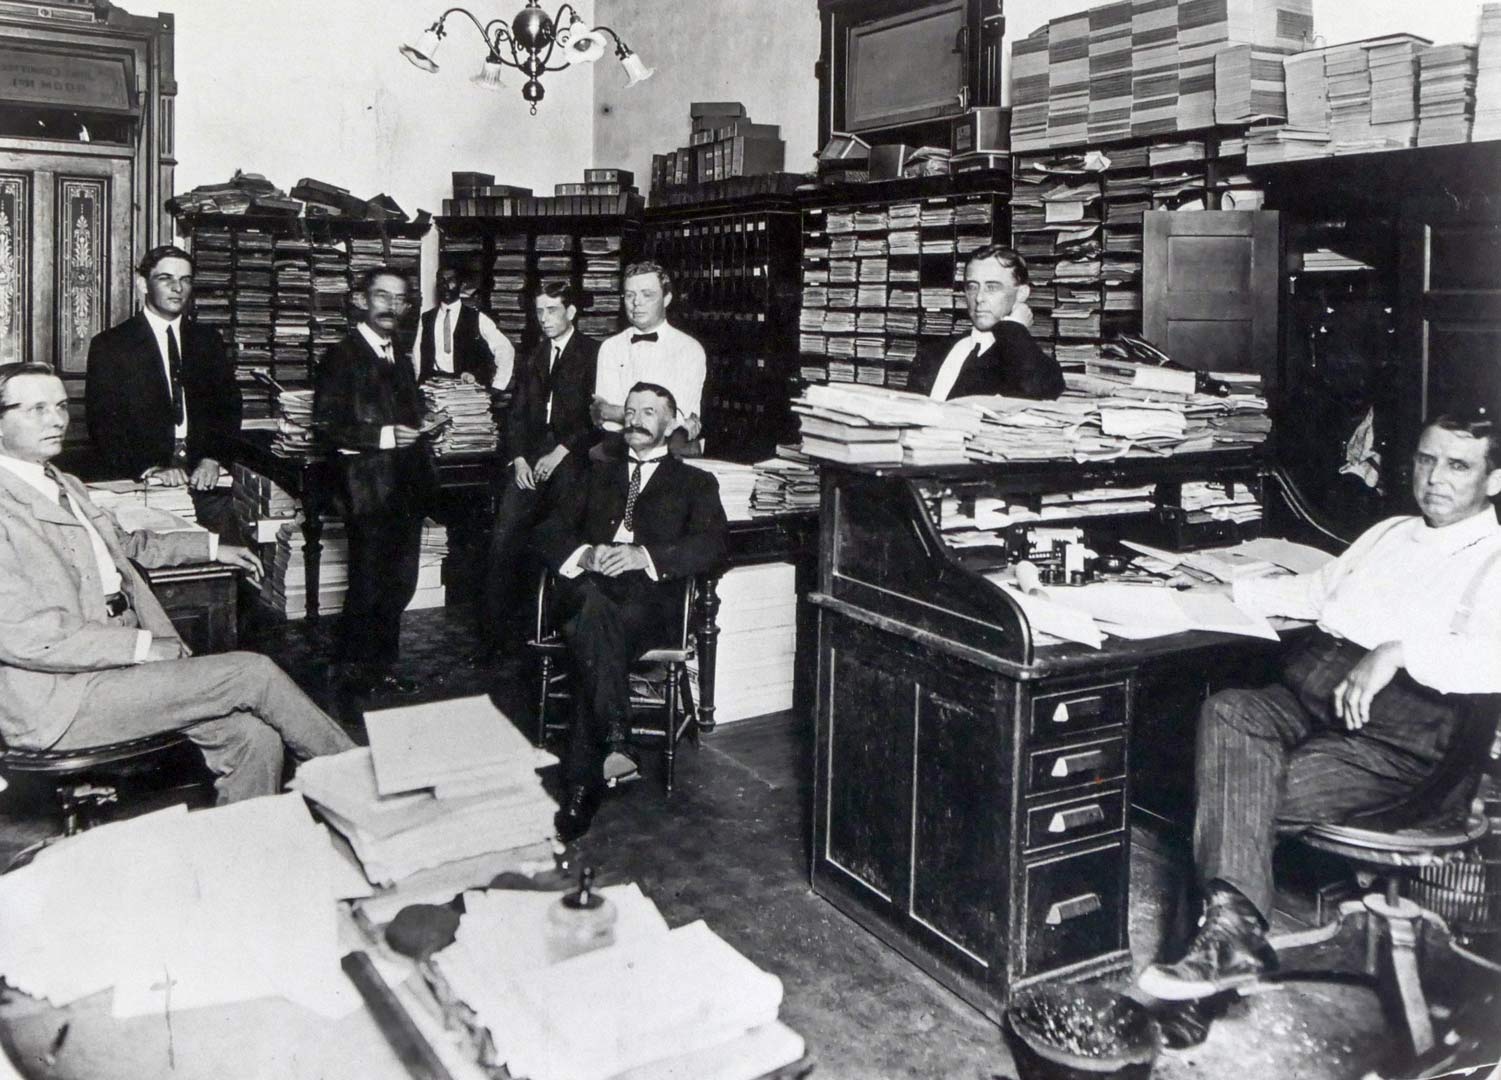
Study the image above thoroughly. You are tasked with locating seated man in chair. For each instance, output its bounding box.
[0,363,354,804]
[532,382,727,842]
[1137,409,1501,1040]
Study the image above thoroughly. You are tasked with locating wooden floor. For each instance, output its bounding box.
[2,604,1498,1079]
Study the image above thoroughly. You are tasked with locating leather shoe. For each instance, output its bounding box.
[603,747,641,787]
[1137,882,1277,1001]
[554,783,602,844]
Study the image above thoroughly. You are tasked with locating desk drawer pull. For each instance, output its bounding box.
[1051,696,1103,725]
[1045,893,1102,926]
[1048,804,1106,834]
[1050,749,1106,779]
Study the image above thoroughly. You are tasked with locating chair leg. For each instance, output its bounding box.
[536,654,552,745]
[664,666,679,796]
[1368,892,1436,1058]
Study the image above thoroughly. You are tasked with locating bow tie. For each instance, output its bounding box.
[630,332,659,344]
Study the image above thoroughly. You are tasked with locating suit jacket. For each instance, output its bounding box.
[85,311,242,479]
[0,465,205,749]
[506,331,600,464]
[533,443,728,588]
[313,331,437,520]
[908,321,1066,401]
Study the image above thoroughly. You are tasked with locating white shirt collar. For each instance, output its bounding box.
[357,321,395,358]
[1409,505,1501,553]
[439,299,462,314]
[549,327,574,355]
[628,447,670,465]
[967,327,996,350]
[142,307,182,336]
[0,453,51,493]
[630,319,670,338]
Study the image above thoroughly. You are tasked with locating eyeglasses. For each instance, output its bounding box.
[370,290,410,308]
[0,401,70,419]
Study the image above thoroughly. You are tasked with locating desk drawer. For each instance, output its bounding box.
[1024,787,1126,852]
[1031,683,1127,741]
[1027,735,1125,796]
[1021,841,1127,977]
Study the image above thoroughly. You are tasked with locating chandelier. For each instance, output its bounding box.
[400,2,654,114]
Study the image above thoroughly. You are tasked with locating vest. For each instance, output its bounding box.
[418,304,488,383]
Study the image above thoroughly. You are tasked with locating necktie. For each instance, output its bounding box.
[630,332,658,344]
[623,460,643,532]
[166,324,185,425]
[442,307,453,354]
[44,464,76,519]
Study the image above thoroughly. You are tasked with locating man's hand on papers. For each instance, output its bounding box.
[514,456,537,490]
[534,444,569,483]
[216,543,264,583]
[1333,640,1405,730]
[142,464,188,487]
[188,458,221,492]
[582,543,650,577]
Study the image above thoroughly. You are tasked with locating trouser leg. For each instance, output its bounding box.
[341,512,423,669]
[58,651,355,802]
[483,476,543,650]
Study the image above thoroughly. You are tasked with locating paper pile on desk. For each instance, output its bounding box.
[86,481,207,533]
[686,458,757,521]
[792,383,984,465]
[434,886,803,1080]
[272,388,320,458]
[750,447,820,515]
[295,696,558,884]
[0,794,356,1018]
[421,377,499,454]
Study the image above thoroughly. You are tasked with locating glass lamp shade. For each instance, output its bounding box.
[565,29,609,65]
[399,28,442,73]
[620,49,654,87]
[470,59,507,91]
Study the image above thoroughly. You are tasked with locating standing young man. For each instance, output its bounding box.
[591,261,705,442]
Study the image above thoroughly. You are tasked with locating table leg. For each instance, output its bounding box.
[694,574,722,733]
[302,515,323,623]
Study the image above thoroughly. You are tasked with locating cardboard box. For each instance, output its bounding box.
[951,107,1010,155]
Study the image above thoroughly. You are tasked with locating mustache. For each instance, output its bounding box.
[624,426,652,436]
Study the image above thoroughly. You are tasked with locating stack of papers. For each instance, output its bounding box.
[1475,4,1501,141]
[294,696,558,884]
[1417,43,1478,146]
[262,518,447,619]
[273,388,319,457]
[792,383,986,465]
[1215,43,1288,124]
[0,794,355,1017]
[420,377,499,455]
[750,448,820,515]
[86,480,208,533]
[685,458,757,521]
[435,885,799,1080]
[688,561,798,723]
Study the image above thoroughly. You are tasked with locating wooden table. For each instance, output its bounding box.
[139,562,238,655]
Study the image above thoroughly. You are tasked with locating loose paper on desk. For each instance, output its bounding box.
[363,694,555,797]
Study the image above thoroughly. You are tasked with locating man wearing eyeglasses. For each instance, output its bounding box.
[909,245,1064,402]
[85,245,242,534]
[313,267,438,696]
[0,362,353,801]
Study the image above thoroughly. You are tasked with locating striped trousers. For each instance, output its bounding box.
[1194,632,1458,920]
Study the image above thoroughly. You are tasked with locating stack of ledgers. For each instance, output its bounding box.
[750,446,820,515]
[432,881,804,1080]
[261,518,447,619]
[420,377,498,455]
[687,561,798,725]
[292,696,558,886]
[272,387,319,457]
[86,480,207,531]
[231,463,298,544]
[1417,42,1478,146]
[791,383,987,466]
[684,458,756,521]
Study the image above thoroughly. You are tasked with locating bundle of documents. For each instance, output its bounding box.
[1283,48,1330,129]
[688,561,798,724]
[1417,43,1478,146]
[792,383,985,466]
[0,794,355,1017]
[262,518,447,618]
[434,885,802,1080]
[272,387,319,457]
[420,377,499,454]
[1215,43,1288,124]
[1475,4,1501,141]
[685,458,757,521]
[293,697,558,884]
[751,447,820,515]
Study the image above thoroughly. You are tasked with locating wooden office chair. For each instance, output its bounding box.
[1261,695,1501,1059]
[529,569,700,794]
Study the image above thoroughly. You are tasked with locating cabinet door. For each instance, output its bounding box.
[1143,210,1281,383]
[1395,205,1501,489]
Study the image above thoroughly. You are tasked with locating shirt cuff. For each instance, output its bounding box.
[206,534,218,561]
[133,630,153,663]
[379,425,396,450]
[641,547,659,581]
[559,545,590,578]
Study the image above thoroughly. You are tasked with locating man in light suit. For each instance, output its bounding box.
[0,363,353,803]
[909,245,1064,402]
[85,245,242,535]
[533,382,727,842]
[478,281,600,661]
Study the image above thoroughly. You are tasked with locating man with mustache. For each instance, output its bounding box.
[313,267,438,696]
[0,362,353,802]
[412,267,515,389]
[533,382,727,841]
[1137,410,1501,1043]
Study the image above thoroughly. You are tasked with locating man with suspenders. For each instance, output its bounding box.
[1136,409,1501,1035]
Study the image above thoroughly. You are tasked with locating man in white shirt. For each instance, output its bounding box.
[0,362,353,802]
[591,261,705,442]
[412,267,515,390]
[1138,411,1501,1028]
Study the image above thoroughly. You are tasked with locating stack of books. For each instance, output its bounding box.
[231,462,299,545]
[686,562,798,724]
[262,519,447,619]
[1214,43,1288,123]
[1417,43,1478,146]
[1475,4,1501,141]
[649,102,785,202]
[1366,35,1427,147]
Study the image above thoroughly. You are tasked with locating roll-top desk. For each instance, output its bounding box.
[808,450,1295,1021]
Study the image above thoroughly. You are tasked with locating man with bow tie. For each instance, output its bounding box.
[313,267,438,696]
[85,245,242,536]
[591,261,706,444]
[533,382,727,842]
[0,362,353,803]
[909,245,1064,402]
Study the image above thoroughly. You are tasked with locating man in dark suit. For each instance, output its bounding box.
[85,245,242,534]
[1136,411,1501,1043]
[533,382,728,841]
[0,362,353,802]
[478,281,600,661]
[313,266,437,696]
[908,245,1064,402]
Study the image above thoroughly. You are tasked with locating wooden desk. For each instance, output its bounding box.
[808,453,1286,1021]
[139,561,238,655]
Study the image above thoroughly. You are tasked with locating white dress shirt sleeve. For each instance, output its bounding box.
[477,313,516,390]
[559,545,591,578]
